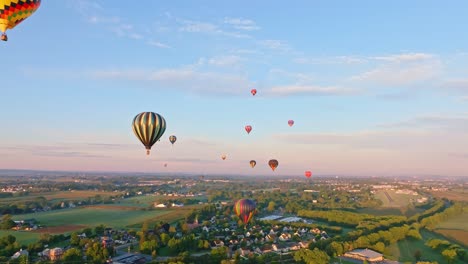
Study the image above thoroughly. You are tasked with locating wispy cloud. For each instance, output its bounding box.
[293,55,366,65]
[177,18,251,38]
[378,114,468,131]
[350,52,441,86]
[443,79,468,93]
[91,68,251,95]
[267,85,360,96]
[147,40,172,49]
[208,55,242,67]
[223,17,260,31]
[258,39,291,52]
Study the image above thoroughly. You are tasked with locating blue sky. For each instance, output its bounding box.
[1,0,468,177]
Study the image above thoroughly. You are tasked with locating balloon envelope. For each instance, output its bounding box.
[251,89,257,96]
[221,154,227,160]
[245,125,252,134]
[132,112,166,155]
[0,0,41,35]
[305,171,312,178]
[288,120,294,127]
[234,199,256,225]
[169,135,177,145]
[268,159,279,171]
[249,160,256,168]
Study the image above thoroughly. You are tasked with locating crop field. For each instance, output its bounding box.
[429,190,468,202]
[374,190,424,208]
[357,207,425,217]
[12,206,174,231]
[433,213,468,246]
[0,190,121,205]
[0,230,40,245]
[387,229,467,264]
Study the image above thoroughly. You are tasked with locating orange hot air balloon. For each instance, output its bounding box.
[305,171,312,178]
[249,160,256,168]
[268,159,278,171]
[245,125,252,134]
[251,89,257,96]
[288,120,294,127]
[221,154,227,160]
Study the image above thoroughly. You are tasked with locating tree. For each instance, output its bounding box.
[442,249,457,264]
[70,232,80,246]
[414,250,422,261]
[267,201,276,212]
[63,248,83,263]
[94,224,105,236]
[0,214,15,230]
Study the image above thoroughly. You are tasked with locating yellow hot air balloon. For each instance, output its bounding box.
[0,0,42,41]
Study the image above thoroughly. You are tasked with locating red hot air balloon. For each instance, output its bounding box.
[268,159,279,171]
[305,171,312,178]
[288,120,294,127]
[245,125,252,134]
[234,199,257,225]
[251,89,257,96]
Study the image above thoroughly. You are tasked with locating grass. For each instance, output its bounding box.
[429,190,468,202]
[12,206,173,229]
[374,190,424,208]
[0,230,40,245]
[0,190,122,205]
[387,229,466,264]
[433,213,468,246]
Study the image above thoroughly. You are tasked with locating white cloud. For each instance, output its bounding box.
[208,55,242,67]
[147,40,171,49]
[293,56,366,65]
[223,17,260,31]
[91,68,251,95]
[177,19,250,38]
[259,39,291,51]
[372,53,434,63]
[378,114,468,131]
[351,61,441,86]
[444,79,468,93]
[267,85,359,96]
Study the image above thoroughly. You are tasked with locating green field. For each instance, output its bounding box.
[433,213,468,246]
[374,190,425,208]
[0,230,41,245]
[387,229,466,264]
[0,190,122,205]
[357,207,424,217]
[12,206,172,229]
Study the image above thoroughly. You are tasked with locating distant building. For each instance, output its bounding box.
[11,249,28,259]
[49,248,63,261]
[111,253,147,264]
[343,248,384,263]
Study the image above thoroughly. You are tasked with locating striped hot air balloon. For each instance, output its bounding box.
[132,112,166,155]
[0,0,42,41]
[169,135,177,145]
[234,199,256,225]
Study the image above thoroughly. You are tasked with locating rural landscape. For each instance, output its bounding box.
[0,170,466,264]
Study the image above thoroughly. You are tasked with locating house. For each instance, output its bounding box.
[343,248,384,263]
[49,248,63,261]
[265,233,277,242]
[11,249,28,259]
[279,233,291,241]
[112,253,147,264]
[211,240,225,248]
[101,236,114,248]
[154,203,167,208]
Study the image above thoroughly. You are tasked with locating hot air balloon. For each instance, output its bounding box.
[288,120,294,127]
[221,154,227,160]
[164,163,168,167]
[245,125,252,134]
[268,159,279,171]
[234,199,256,225]
[0,0,41,41]
[305,171,312,178]
[169,135,177,145]
[132,112,166,155]
[251,89,257,96]
[249,160,256,168]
